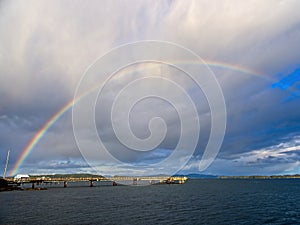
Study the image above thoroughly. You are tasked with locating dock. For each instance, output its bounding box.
[2,175,188,190]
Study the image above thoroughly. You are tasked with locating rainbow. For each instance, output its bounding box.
[10,99,75,176]
[10,60,272,176]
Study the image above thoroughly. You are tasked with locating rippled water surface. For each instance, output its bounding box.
[1,179,300,224]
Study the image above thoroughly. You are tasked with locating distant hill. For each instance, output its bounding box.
[28,173,218,179]
[24,173,300,179]
[29,173,105,179]
[219,174,300,179]
[176,174,217,179]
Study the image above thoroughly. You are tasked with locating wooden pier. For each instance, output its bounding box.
[4,175,188,189]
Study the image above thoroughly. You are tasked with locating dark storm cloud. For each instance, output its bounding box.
[1,0,300,175]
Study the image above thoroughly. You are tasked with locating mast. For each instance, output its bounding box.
[3,148,10,178]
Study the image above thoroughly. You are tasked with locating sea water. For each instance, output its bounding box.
[1,179,300,224]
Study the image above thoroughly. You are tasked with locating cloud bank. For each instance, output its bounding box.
[0,0,300,176]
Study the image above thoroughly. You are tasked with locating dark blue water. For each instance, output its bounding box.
[1,179,300,225]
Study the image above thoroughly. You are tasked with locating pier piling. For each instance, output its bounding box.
[90,180,94,187]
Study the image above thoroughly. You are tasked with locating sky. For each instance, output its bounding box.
[1,0,300,176]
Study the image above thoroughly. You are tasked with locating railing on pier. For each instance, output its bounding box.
[5,176,188,188]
